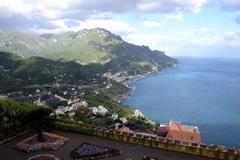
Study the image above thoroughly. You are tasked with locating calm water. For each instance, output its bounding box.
[122,57,240,147]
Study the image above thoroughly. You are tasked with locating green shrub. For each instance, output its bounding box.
[50,121,94,135]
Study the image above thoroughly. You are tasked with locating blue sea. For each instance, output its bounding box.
[122,57,240,148]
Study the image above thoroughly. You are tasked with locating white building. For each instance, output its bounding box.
[133,109,145,118]
[71,102,82,110]
[81,100,88,106]
[55,109,65,116]
[57,106,73,113]
[120,117,128,124]
[90,107,98,115]
[112,113,119,120]
[68,112,76,118]
[34,98,46,106]
[89,105,109,117]
[0,95,7,100]
[98,105,108,116]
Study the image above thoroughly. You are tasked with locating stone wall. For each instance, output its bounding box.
[51,120,240,160]
[94,128,240,160]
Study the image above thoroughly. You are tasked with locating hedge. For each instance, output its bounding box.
[50,121,95,135]
[55,118,96,129]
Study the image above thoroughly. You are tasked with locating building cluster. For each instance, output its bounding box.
[103,71,129,82]
[133,109,145,118]
[109,109,148,130]
[89,105,109,117]
[54,99,88,118]
[113,120,201,144]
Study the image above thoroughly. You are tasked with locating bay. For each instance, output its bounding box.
[122,57,240,147]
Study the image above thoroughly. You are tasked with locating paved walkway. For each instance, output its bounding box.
[0,129,218,160]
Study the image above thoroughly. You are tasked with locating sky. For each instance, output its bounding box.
[0,0,240,57]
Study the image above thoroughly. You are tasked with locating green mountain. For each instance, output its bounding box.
[0,28,177,74]
[0,51,104,90]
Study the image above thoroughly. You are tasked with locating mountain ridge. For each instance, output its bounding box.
[0,28,177,115]
[0,28,177,70]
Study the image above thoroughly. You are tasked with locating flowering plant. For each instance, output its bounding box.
[14,132,68,152]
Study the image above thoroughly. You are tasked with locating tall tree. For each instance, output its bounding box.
[0,100,22,132]
[28,106,53,142]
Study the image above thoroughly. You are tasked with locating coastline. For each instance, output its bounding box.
[114,72,160,103]
[116,58,240,148]
[116,65,178,103]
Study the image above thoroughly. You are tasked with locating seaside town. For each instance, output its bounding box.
[51,96,202,146]
[1,0,240,158]
[0,55,239,159]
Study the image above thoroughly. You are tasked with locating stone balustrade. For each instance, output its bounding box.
[94,128,240,160]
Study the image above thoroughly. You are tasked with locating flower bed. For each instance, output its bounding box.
[71,143,120,159]
[14,132,68,152]
[28,154,60,160]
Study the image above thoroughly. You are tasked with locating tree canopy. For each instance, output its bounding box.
[0,99,53,139]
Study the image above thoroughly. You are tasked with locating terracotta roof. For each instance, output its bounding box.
[166,121,201,144]
[157,125,169,137]
[158,125,170,133]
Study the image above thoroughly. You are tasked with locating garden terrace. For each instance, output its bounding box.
[94,128,240,160]
[0,129,216,160]
[49,120,240,159]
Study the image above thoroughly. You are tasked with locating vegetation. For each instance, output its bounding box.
[127,117,157,133]
[0,100,28,132]
[0,52,106,91]
[72,91,155,132]
[27,107,53,142]
[51,121,95,135]
[103,80,130,98]
[0,100,53,142]
[0,28,177,136]
[80,91,133,118]
[0,28,177,72]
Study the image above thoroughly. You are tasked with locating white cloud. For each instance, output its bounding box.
[143,20,161,28]
[26,18,136,35]
[137,0,208,13]
[166,13,184,21]
[224,31,240,42]
[123,27,231,56]
[219,0,240,24]
[219,0,240,11]
[236,14,240,23]
[78,19,136,34]
[89,12,112,19]
[0,0,210,31]
[123,32,182,53]
[137,1,161,12]
[0,0,33,15]
[182,28,218,37]
[188,0,209,13]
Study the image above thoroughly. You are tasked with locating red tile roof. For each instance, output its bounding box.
[157,125,169,137]
[166,121,201,144]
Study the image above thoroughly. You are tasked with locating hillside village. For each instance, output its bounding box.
[0,29,213,160]
[51,94,156,132]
